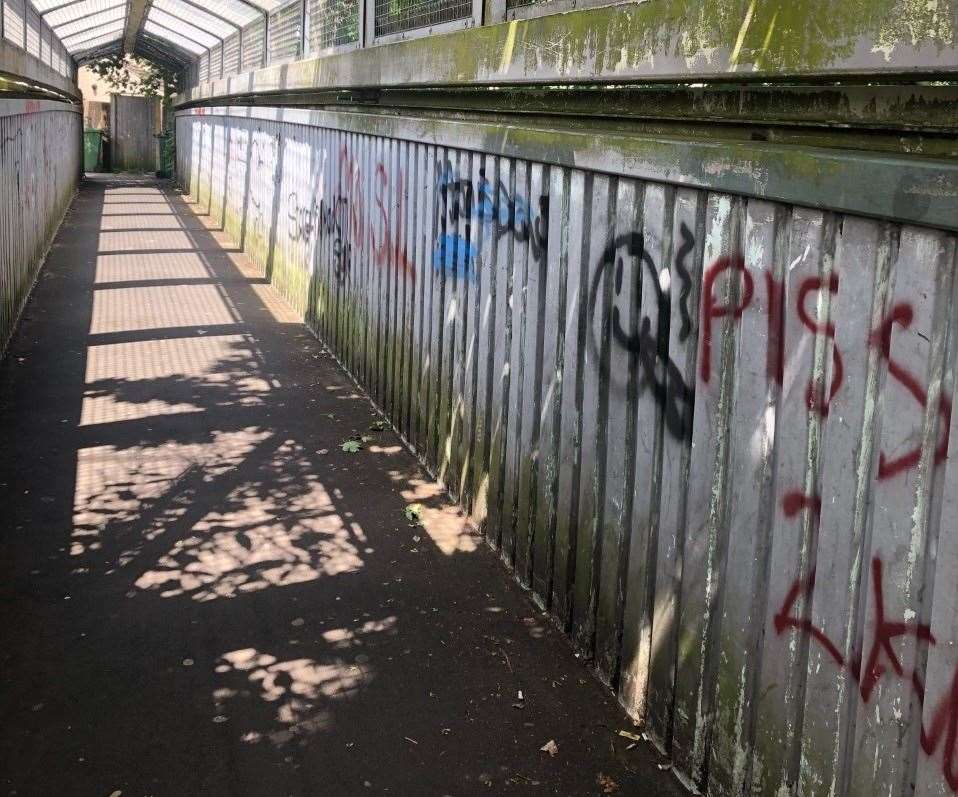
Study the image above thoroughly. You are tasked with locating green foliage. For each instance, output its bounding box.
[341,439,363,453]
[88,54,180,100]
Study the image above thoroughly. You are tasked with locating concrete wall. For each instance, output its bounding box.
[110,95,157,172]
[0,99,79,353]
[175,105,958,797]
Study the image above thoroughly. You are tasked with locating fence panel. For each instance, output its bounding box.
[0,101,80,353]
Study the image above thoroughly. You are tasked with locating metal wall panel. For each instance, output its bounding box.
[0,101,80,353]
[175,106,958,797]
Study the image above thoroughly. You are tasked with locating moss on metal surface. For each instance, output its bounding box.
[180,0,958,110]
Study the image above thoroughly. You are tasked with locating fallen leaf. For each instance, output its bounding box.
[369,420,388,431]
[597,773,619,793]
[540,739,558,757]
[618,729,642,742]
[341,440,362,453]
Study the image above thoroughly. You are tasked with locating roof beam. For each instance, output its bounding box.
[122,0,153,54]
[57,12,126,40]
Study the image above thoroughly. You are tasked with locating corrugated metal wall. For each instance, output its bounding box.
[175,107,958,797]
[0,100,79,353]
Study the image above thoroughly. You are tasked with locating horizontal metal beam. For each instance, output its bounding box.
[176,103,958,234]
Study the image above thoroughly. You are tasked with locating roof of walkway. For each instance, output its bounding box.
[30,0,282,71]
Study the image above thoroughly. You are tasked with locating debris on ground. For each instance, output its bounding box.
[540,739,558,757]
[369,420,388,431]
[341,439,363,453]
[404,503,424,524]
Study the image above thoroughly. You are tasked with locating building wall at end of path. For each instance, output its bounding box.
[174,105,958,797]
[0,99,80,355]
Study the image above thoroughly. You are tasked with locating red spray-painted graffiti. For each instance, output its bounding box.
[337,146,415,282]
[775,493,958,789]
[701,263,951,481]
[870,303,951,480]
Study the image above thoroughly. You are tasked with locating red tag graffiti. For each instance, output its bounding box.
[870,303,951,480]
[700,255,752,383]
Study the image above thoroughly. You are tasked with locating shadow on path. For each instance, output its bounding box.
[0,176,682,796]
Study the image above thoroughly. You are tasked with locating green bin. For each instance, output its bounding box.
[83,129,103,173]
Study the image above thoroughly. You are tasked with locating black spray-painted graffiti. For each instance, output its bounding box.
[433,160,549,278]
[288,192,353,282]
[588,229,696,441]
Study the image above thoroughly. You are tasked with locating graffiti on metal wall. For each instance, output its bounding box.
[433,159,548,279]
[178,112,958,795]
[287,144,416,284]
[587,228,696,441]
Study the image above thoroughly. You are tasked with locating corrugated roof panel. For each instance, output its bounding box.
[69,30,122,54]
[143,20,206,53]
[55,5,124,38]
[147,7,221,48]
[46,0,116,27]
[175,0,259,27]
[63,21,124,51]
[152,0,236,38]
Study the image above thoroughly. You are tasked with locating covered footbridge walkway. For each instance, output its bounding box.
[2,1,958,795]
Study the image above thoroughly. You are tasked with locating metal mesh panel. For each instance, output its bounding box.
[4,0,25,47]
[208,44,223,78]
[305,0,358,52]
[198,52,210,82]
[374,0,470,37]
[223,32,240,75]
[26,6,41,56]
[241,17,264,71]
[267,0,301,63]
[40,22,51,64]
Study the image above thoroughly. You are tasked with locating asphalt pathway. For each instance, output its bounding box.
[0,175,685,797]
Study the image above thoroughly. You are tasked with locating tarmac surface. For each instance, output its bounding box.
[0,175,685,796]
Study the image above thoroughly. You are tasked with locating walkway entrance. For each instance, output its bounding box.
[0,176,680,795]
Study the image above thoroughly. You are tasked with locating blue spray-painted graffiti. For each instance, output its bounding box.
[432,159,548,279]
[432,233,478,278]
